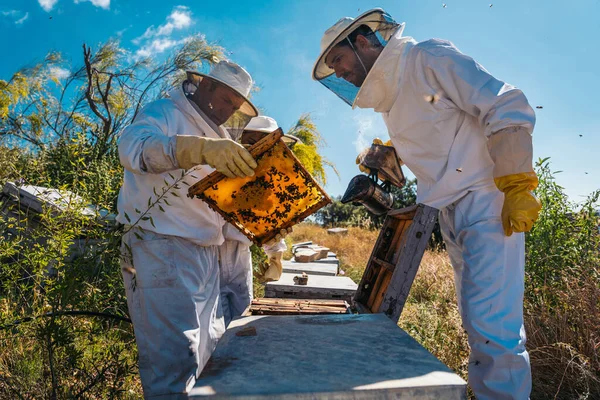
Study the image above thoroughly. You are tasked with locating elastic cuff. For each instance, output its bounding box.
[488,126,534,178]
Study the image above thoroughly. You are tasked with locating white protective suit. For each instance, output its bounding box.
[117,85,231,398]
[354,32,535,399]
[219,223,287,327]
[218,224,253,327]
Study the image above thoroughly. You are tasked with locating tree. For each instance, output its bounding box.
[0,36,227,398]
[286,113,338,185]
[1,36,223,155]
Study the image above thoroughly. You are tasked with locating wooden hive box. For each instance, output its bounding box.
[264,273,358,303]
[281,260,338,276]
[253,204,438,319]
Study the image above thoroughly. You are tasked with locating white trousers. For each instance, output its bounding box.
[439,188,531,400]
[121,229,226,399]
[218,240,253,327]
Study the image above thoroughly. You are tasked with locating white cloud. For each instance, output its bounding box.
[73,0,110,10]
[2,9,29,24]
[115,25,132,37]
[38,0,59,12]
[134,38,186,59]
[133,6,192,45]
[15,12,29,24]
[49,66,71,80]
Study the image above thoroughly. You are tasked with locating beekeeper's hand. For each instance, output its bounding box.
[495,172,541,236]
[175,135,257,178]
[355,138,396,179]
[264,227,293,247]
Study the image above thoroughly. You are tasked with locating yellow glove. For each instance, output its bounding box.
[495,172,542,236]
[175,135,257,178]
[355,138,393,175]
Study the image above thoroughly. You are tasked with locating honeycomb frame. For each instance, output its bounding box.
[187,129,331,246]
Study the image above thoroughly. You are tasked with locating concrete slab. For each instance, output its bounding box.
[190,314,466,399]
[264,273,357,302]
[282,260,337,276]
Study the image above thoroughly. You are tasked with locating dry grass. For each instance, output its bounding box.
[284,223,379,284]
[285,222,600,400]
[525,275,600,399]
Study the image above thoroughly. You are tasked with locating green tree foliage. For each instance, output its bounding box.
[524,158,600,398]
[286,113,338,185]
[0,37,226,398]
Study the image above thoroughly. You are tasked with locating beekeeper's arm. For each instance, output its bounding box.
[419,41,541,236]
[119,102,256,178]
[259,228,292,282]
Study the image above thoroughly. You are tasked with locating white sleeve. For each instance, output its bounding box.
[417,40,536,138]
[118,100,179,175]
[263,239,287,255]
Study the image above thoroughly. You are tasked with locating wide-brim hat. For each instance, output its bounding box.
[186,60,258,118]
[312,8,403,81]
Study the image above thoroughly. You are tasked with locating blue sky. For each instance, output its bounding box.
[1,0,598,201]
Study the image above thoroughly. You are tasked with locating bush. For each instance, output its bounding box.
[524,158,600,399]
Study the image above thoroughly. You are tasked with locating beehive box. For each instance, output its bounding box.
[265,273,358,302]
[354,204,438,320]
[281,260,338,276]
[189,314,466,399]
[188,129,331,246]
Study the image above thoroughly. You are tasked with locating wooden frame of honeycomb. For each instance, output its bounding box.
[187,129,331,246]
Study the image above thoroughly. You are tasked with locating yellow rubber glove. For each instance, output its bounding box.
[355,138,393,175]
[494,172,542,236]
[175,135,257,178]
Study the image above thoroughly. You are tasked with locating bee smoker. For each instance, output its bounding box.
[341,143,406,216]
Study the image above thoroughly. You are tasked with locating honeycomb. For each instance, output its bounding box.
[189,132,330,246]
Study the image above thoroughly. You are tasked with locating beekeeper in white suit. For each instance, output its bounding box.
[117,60,260,399]
[219,115,297,327]
[313,9,541,399]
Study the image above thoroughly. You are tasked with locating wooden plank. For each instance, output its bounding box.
[366,266,386,308]
[250,298,350,315]
[387,204,418,219]
[389,220,413,265]
[371,270,393,313]
[376,204,438,321]
[371,257,396,273]
[252,298,348,307]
